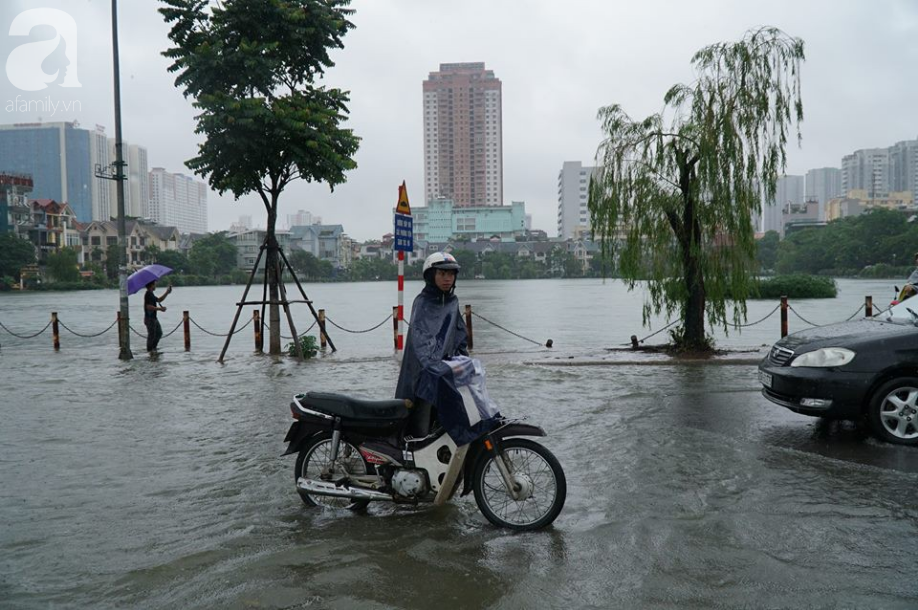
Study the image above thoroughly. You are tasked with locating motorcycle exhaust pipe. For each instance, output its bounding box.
[297,477,393,502]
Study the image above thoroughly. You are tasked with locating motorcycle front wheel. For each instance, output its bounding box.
[472,438,566,531]
[295,432,371,510]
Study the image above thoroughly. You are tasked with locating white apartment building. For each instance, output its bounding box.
[557,161,597,239]
[148,167,207,234]
[805,167,842,221]
[763,175,804,235]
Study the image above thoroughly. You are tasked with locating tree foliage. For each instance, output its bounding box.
[0,232,36,279]
[775,208,918,276]
[46,247,81,283]
[160,0,360,354]
[589,27,805,350]
[188,232,237,278]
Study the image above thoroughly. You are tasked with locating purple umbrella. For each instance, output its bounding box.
[127,264,173,296]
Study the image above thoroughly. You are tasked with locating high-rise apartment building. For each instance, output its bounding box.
[763,174,804,234]
[286,209,320,229]
[0,122,109,222]
[148,168,208,234]
[557,161,597,239]
[805,167,842,221]
[113,143,149,219]
[842,148,890,199]
[423,62,502,207]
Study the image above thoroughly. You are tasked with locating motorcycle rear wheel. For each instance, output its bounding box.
[295,433,371,510]
[472,438,566,531]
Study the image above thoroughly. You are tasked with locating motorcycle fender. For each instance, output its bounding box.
[281,420,329,456]
[459,423,547,497]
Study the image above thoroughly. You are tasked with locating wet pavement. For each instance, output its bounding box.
[2,282,917,608]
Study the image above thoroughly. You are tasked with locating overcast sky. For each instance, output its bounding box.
[2,0,917,241]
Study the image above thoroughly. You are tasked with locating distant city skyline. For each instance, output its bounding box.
[0,1,915,241]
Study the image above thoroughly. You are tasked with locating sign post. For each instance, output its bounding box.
[394,181,413,352]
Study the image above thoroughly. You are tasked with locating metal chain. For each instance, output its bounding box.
[729,304,781,329]
[0,320,52,339]
[787,304,820,327]
[189,316,253,337]
[280,319,317,340]
[326,315,392,334]
[631,319,681,344]
[161,319,185,338]
[470,311,545,347]
[57,318,119,338]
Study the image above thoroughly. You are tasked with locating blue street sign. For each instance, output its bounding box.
[394,213,413,252]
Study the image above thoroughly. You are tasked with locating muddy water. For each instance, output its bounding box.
[1,279,916,608]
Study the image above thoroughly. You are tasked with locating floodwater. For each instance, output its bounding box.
[1,279,916,609]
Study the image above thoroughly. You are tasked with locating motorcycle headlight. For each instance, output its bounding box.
[789,347,856,368]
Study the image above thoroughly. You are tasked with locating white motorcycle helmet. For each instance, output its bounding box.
[422,252,460,285]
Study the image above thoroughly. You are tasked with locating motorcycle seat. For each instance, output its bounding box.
[299,392,411,421]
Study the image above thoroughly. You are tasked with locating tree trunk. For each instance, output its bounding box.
[265,202,281,355]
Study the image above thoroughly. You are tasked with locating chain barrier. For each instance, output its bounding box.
[281,320,317,340]
[326,315,392,334]
[470,311,545,347]
[58,318,118,338]
[787,304,820,327]
[161,319,185,338]
[0,297,897,350]
[632,319,681,345]
[0,320,52,339]
[189,316,253,337]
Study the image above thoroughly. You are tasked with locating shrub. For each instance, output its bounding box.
[755,274,837,299]
[286,335,319,358]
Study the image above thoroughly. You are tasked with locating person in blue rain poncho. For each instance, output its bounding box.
[395,252,500,443]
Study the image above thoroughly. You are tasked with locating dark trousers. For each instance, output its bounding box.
[145,317,163,352]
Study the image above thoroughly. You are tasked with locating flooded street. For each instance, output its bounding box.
[2,279,917,608]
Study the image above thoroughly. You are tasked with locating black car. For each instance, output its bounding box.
[759,303,918,446]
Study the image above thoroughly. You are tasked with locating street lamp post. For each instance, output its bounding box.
[111,0,132,360]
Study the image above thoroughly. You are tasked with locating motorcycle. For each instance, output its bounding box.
[282,390,567,531]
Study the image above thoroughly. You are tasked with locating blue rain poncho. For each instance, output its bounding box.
[415,355,501,445]
[395,283,469,401]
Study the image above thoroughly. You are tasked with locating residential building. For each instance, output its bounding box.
[411,198,526,243]
[114,143,149,219]
[763,174,804,234]
[0,122,110,222]
[557,161,597,239]
[289,224,350,269]
[842,148,890,199]
[286,209,320,229]
[0,173,33,236]
[423,62,502,207]
[805,167,842,221]
[81,219,180,268]
[889,139,918,197]
[148,168,208,234]
[227,229,293,271]
[29,199,81,263]
[781,200,822,235]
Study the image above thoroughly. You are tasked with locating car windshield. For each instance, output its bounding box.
[874,299,918,326]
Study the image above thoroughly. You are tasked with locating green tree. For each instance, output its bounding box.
[105,244,124,281]
[141,243,161,264]
[188,232,237,278]
[160,0,360,354]
[0,232,36,279]
[589,27,805,351]
[156,249,190,274]
[46,247,81,282]
[756,231,780,273]
[289,248,322,280]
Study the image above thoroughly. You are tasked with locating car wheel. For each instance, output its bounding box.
[867,377,918,446]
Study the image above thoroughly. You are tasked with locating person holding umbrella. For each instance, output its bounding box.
[144,280,172,352]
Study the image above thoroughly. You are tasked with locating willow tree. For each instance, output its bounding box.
[160,0,359,354]
[589,27,804,351]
